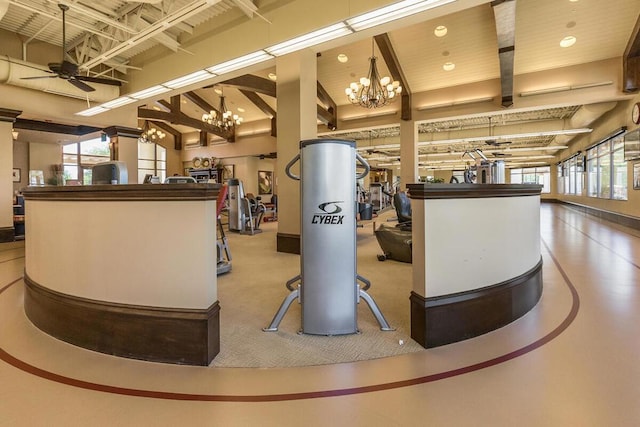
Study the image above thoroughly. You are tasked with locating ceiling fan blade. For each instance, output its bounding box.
[75,75,122,87]
[68,78,96,92]
[20,75,58,80]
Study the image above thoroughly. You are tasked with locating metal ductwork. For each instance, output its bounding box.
[0,0,8,21]
[0,56,119,103]
[492,0,516,108]
[555,101,618,144]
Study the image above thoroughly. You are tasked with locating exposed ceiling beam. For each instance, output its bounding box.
[623,12,640,92]
[239,89,277,137]
[374,33,411,121]
[148,120,183,150]
[220,74,276,97]
[183,91,218,115]
[13,118,101,135]
[138,101,234,142]
[317,82,337,130]
[491,0,516,107]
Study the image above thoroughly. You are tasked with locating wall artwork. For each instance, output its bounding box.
[12,168,20,183]
[634,162,640,190]
[258,170,273,195]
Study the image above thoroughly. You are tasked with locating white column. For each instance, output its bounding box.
[275,49,317,249]
[0,109,20,242]
[399,119,418,190]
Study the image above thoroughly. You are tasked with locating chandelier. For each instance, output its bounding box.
[345,40,402,109]
[138,121,166,144]
[202,88,243,131]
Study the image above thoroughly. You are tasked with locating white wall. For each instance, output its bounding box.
[29,141,60,184]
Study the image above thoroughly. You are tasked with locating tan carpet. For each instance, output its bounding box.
[213,210,425,368]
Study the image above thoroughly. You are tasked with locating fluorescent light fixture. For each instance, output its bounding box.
[129,85,171,100]
[342,110,397,121]
[101,97,137,108]
[163,70,216,89]
[76,106,109,116]
[417,97,494,110]
[417,128,592,146]
[265,23,353,56]
[519,81,613,97]
[206,51,273,75]
[346,0,456,31]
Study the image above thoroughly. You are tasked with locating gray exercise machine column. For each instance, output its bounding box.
[264,138,393,335]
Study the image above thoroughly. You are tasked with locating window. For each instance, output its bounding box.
[557,155,584,196]
[510,166,550,193]
[586,132,626,200]
[62,137,111,184]
[138,142,167,183]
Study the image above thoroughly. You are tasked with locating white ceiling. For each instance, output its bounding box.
[2,0,639,169]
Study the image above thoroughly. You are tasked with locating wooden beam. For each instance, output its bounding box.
[14,118,101,135]
[138,108,233,141]
[624,13,640,92]
[150,120,182,150]
[239,89,277,137]
[220,74,276,97]
[183,91,218,115]
[374,33,412,121]
[317,82,337,130]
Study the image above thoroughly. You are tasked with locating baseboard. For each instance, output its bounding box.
[0,227,15,243]
[277,232,300,254]
[23,274,220,366]
[410,259,543,348]
[557,200,640,231]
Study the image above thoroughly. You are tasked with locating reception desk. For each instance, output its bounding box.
[22,184,220,365]
[407,183,543,348]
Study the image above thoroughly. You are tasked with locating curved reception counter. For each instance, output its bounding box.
[407,183,543,348]
[22,184,221,365]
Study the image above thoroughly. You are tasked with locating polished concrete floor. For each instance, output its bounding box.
[1,203,639,426]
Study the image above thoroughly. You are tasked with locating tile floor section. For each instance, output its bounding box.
[0,203,639,426]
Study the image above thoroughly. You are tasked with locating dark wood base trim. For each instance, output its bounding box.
[0,227,15,243]
[277,232,300,254]
[557,200,640,231]
[23,274,219,366]
[410,259,543,348]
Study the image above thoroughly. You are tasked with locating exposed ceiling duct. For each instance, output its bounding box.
[0,56,120,103]
[554,101,618,145]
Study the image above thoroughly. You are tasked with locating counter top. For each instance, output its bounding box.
[22,183,221,201]
[407,183,542,199]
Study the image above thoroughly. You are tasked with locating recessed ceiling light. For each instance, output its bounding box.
[337,54,348,63]
[566,21,576,28]
[268,73,277,81]
[569,0,579,2]
[214,88,223,95]
[237,107,245,113]
[560,35,576,47]
[434,25,447,37]
[442,50,450,57]
[443,62,455,71]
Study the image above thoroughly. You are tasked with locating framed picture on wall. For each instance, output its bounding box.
[634,162,640,190]
[12,168,20,182]
[258,170,273,195]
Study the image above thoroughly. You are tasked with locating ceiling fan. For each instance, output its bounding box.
[484,116,512,147]
[21,3,122,92]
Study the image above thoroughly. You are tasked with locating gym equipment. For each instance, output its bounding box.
[375,225,412,263]
[228,178,243,232]
[264,138,393,335]
[215,184,232,275]
[239,194,265,235]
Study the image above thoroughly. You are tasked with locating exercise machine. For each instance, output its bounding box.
[264,138,393,335]
[215,184,232,275]
[227,179,266,235]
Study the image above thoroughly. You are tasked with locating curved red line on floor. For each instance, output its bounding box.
[0,240,579,402]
